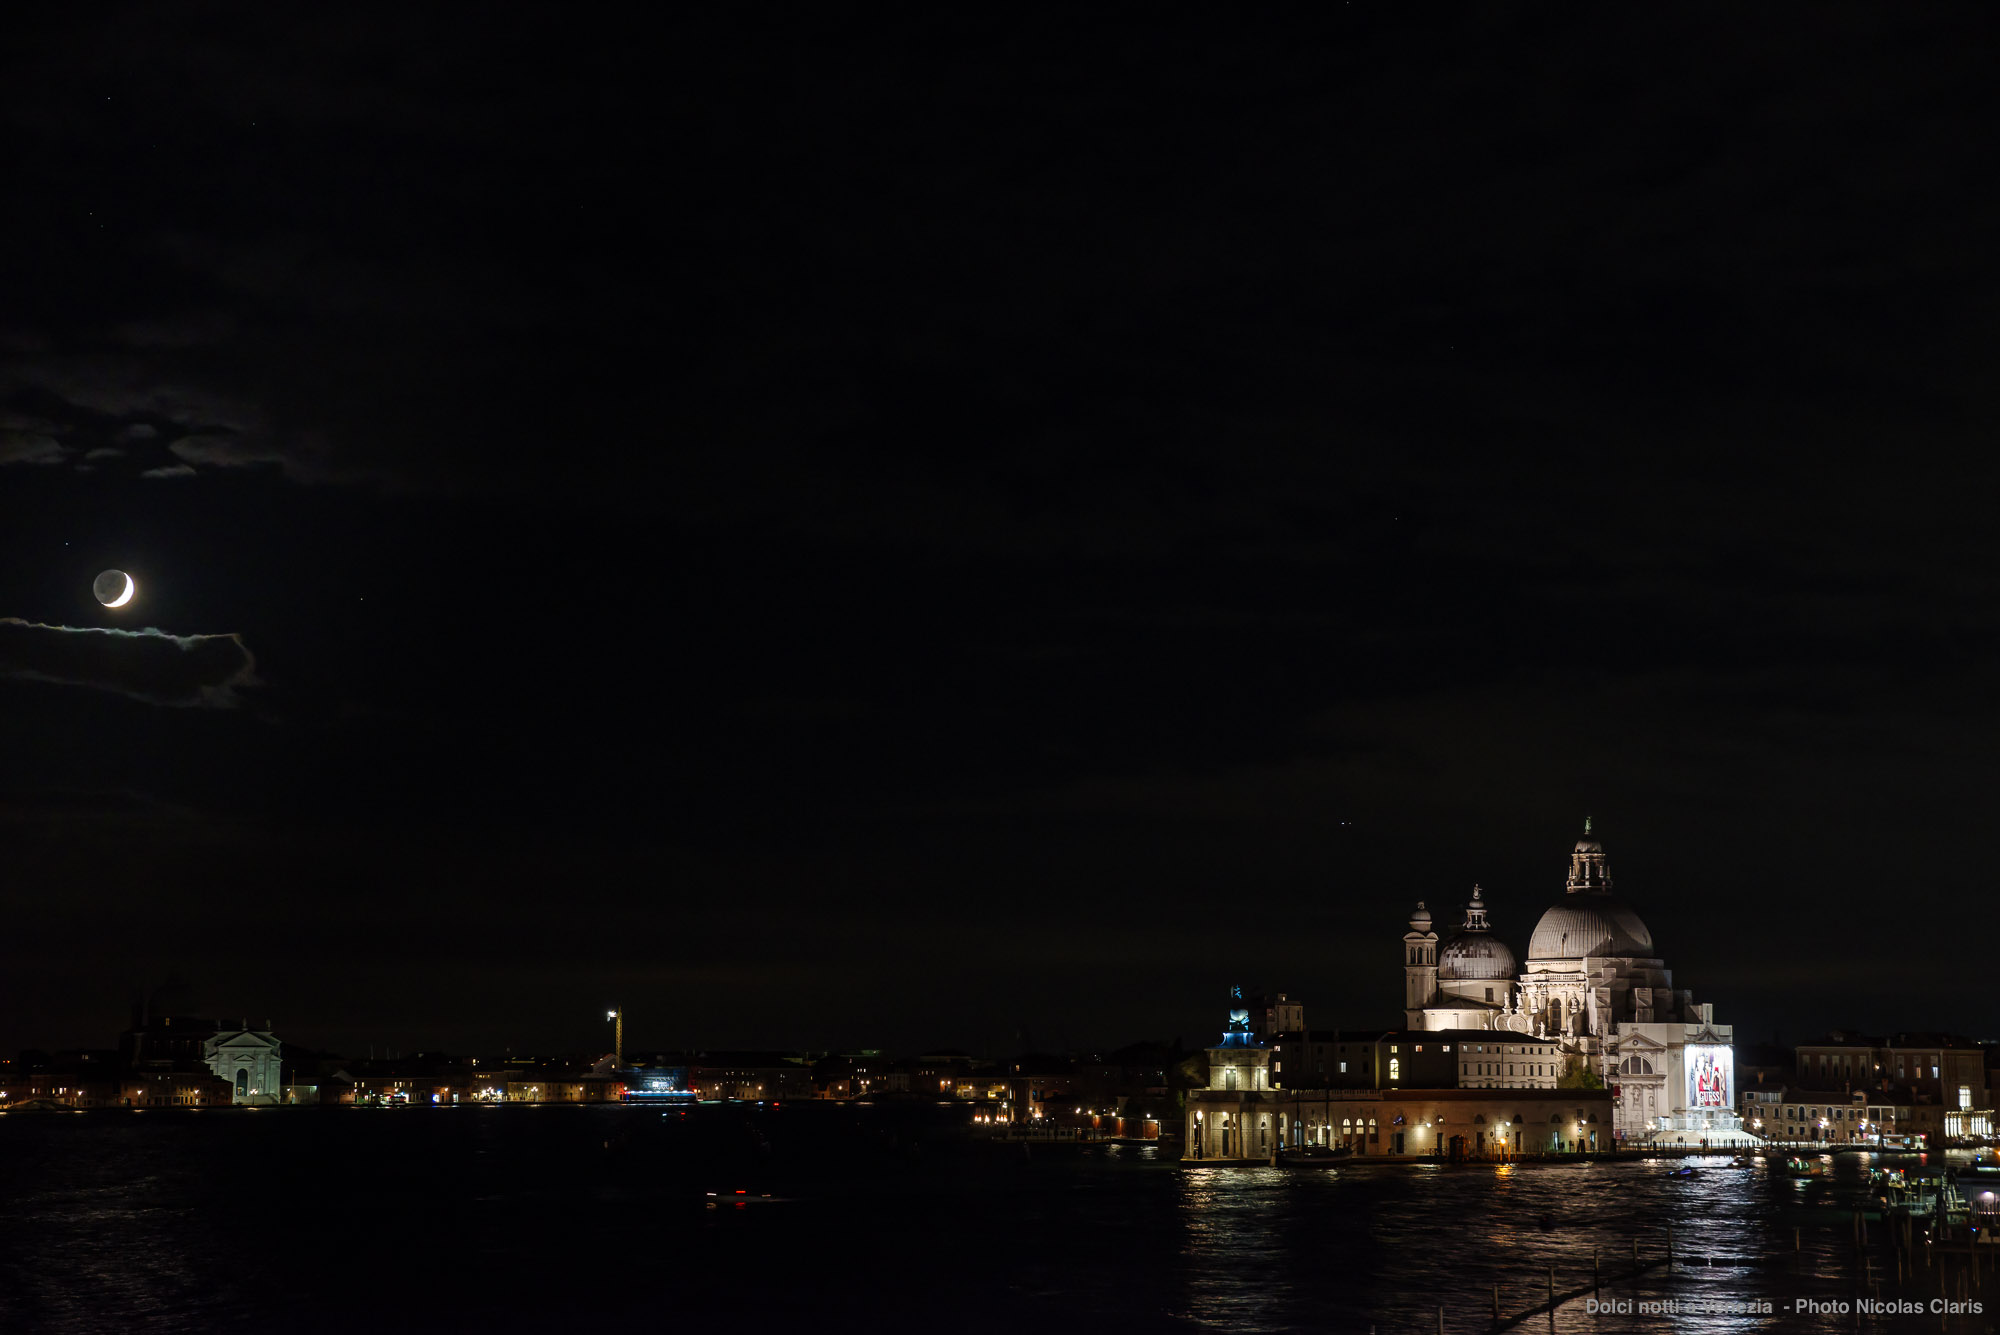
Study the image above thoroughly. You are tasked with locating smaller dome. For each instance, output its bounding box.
[1408,902,1432,932]
[1439,933,1518,981]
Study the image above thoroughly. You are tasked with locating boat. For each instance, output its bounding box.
[1781,1157,1827,1178]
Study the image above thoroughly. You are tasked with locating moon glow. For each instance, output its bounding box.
[94,569,135,607]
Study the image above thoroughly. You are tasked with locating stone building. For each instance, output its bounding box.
[1402,822,1754,1147]
[1793,1033,1989,1113]
[1186,991,1612,1160]
[203,1028,283,1106]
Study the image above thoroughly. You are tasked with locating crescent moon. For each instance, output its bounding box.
[107,572,135,607]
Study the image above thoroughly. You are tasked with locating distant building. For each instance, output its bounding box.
[1794,1033,1989,1110]
[1770,1089,1869,1143]
[1792,1032,1992,1145]
[1267,1023,1561,1092]
[685,1051,814,1101]
[620,1067,696,1102]
[204,1028,283,1106]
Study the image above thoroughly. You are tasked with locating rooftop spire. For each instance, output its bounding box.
[1568,821,1612,893]
[1462,884,1490,931]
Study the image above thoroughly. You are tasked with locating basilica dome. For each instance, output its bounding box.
[1438,932,1517,980]
[1527,894,1654,960]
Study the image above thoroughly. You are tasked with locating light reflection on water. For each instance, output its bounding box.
[0,1113,1990,1334]
[1172,1153,1994,1333]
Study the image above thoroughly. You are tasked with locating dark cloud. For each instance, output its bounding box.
[0,618,259,707]
[0,430,65,465]
[168,430,287,469]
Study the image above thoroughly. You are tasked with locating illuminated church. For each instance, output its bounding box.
[1402,822,1754,1147]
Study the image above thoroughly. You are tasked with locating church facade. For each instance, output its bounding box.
[202,1028,283,1106]
[1403,823,1753,1147]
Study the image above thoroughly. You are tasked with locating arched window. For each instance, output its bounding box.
[234,1068,248,1098]
[1389,1058,1400,1081]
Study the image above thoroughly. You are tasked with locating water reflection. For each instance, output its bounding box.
[1172,1154,1970,1333]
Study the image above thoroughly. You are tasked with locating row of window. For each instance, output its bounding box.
[1783,1105,1868,1121]
[1395,1043,1553,1056]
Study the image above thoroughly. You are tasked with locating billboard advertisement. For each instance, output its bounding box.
[1684,1044,1733,1111]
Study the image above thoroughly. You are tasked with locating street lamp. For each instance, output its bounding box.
[606,1008,622,1068]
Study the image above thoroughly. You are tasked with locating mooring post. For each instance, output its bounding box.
[1632,1236,1639,1266]
[1437,1305,1444,1335]
[1594,1247,1600,1291]
[1493,1282,1500,1322]
[1667,1224,1674,1267]
[1548,1264,1555,1309]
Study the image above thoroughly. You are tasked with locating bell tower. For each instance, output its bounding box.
[1403,902,1439,1027]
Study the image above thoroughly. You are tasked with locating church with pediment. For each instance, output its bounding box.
[1402,822,1755,1147]
[202,1027,283,1106]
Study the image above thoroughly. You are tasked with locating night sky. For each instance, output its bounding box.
[3,7,1995,1059]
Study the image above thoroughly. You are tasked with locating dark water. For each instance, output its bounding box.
[0,1105,1992,1333]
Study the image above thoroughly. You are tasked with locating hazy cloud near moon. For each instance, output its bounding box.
[0,618,259,708]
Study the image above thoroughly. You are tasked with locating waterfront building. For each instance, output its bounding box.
[1188,988,1279,1158]
[4,1066,230,1108]
[1769,1089,1869,1144]
[1185,990,1613,1159]
[1267,1026,1562,1092]
[1780,1033,1992,1145]
[685,1051,815,1101]
[203,1028,283,1106]
[1402,822,1754,1148]
[619,1067,697,1103]
[1793,1032,1989,1111]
